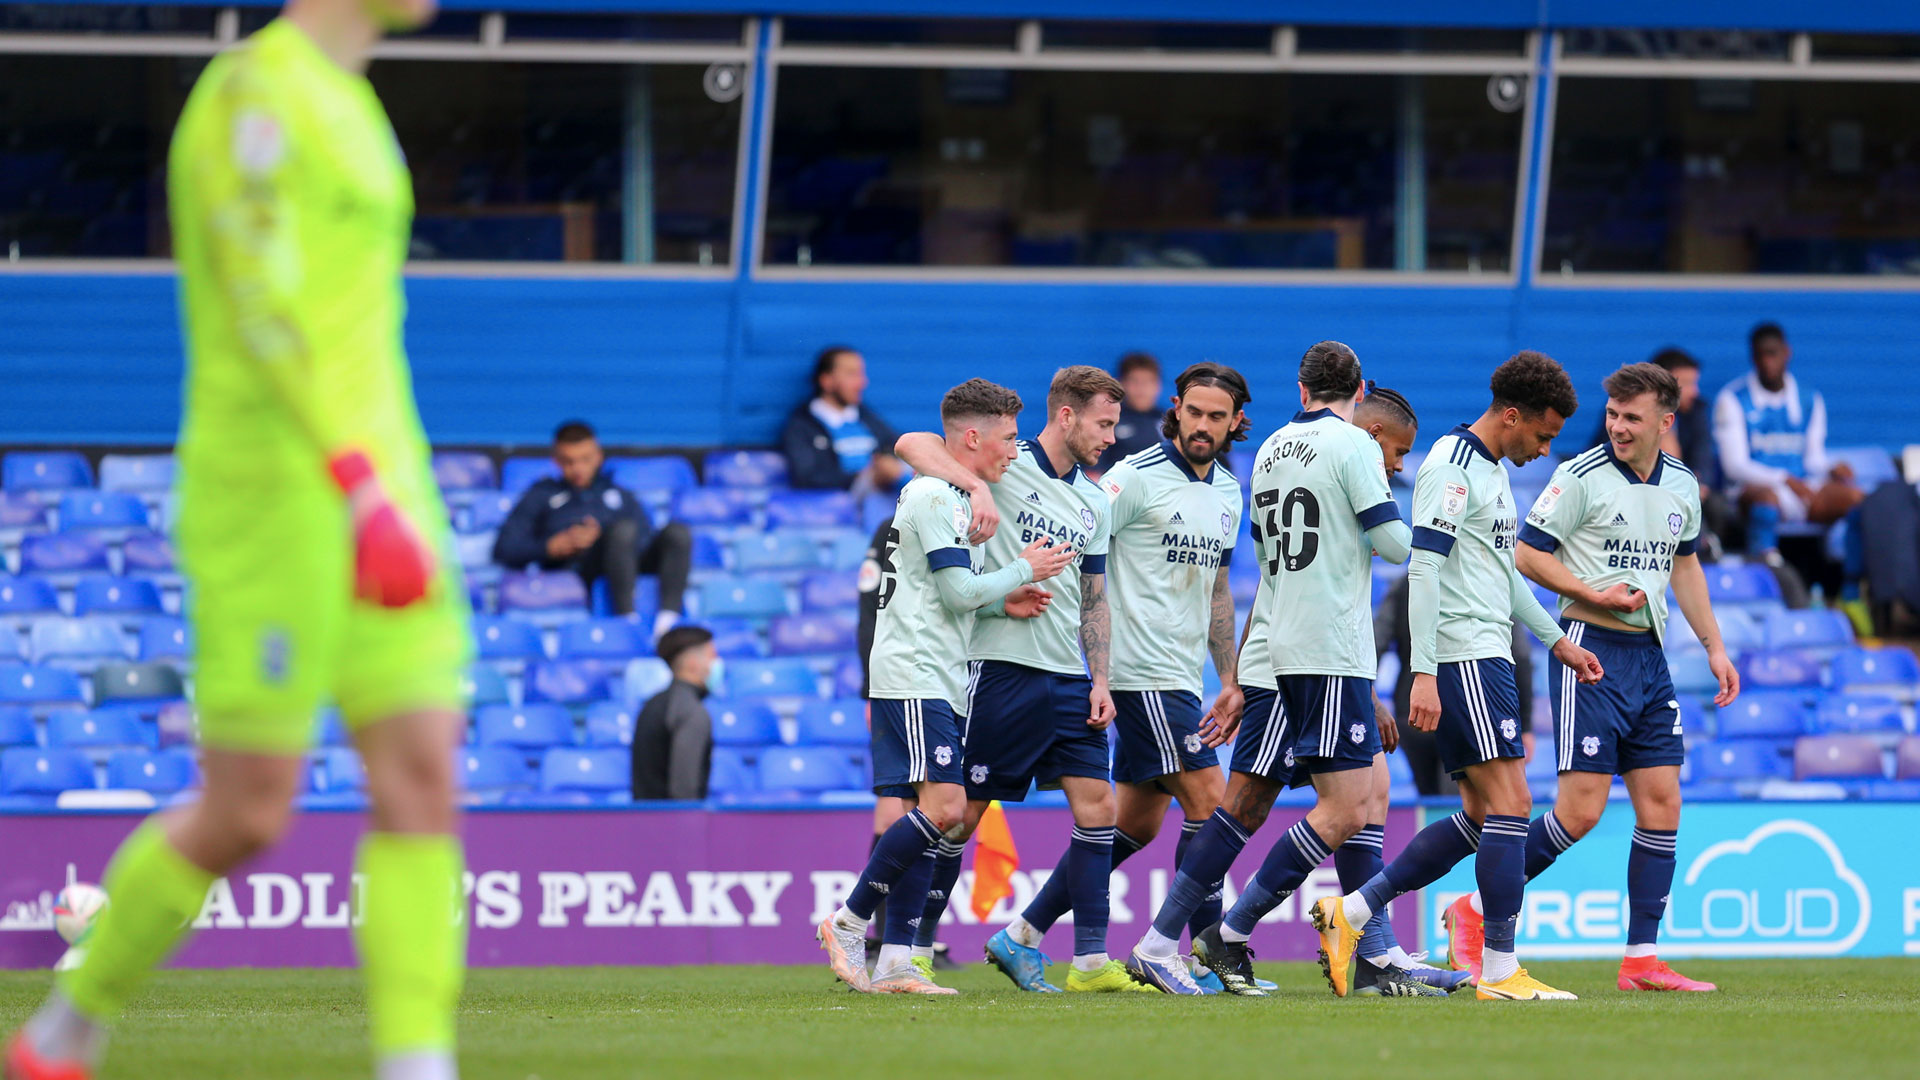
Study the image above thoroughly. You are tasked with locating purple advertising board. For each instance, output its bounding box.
[0,806,1420,969]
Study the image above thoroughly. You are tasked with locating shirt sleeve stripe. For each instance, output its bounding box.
[926,547,971,571]
[1356,500,1402,531]
[1411,526,1456,556]
[1079,553,1107,575]
[1516,522,1561,553]
[1675,536,1699,557]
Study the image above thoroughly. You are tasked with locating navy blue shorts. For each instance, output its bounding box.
[1550,620,1685,776]
[870,697,966,797]
[1112,689,1217,784]
[1279,673,1380,774]
[1434,657,1525,779]
[1228,685,1309,787]
[962,660,1110,801]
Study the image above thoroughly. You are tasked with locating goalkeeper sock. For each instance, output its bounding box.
[57,820,215,1029]
[356,833,465,1065]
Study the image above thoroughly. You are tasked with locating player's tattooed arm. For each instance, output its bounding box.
[1207,562,1238,686]
[1079,572,1111,682]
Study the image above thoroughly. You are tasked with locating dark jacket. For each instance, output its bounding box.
[1097,404,1163,472]
[492,470,653,569]
[632,679,711,800]
[781,401,899,491]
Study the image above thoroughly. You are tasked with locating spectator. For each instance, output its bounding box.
[1648,347,1732,559]
[781,345,903,494]
[492,420,690,636]
[631,625,716,801]
[1713,322,1864,577]
[1095,351,1164,472]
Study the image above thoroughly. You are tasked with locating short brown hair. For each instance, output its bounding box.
[1048,365,1124,415]
[941,378,1023,427]
[1116,351,1160,379]
[1490,350,1579,419]
[1602,362,1680,415]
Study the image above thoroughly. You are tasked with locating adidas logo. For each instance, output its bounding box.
[1610,512,1629,526]
[870,883,890,895]
[1170,512,1184,524]
[1025,491,1042,504]
[1496,494,1505,509]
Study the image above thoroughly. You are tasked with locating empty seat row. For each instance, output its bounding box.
[0,662,186,709]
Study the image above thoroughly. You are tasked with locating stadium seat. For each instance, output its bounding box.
[0,626,20,663]
[795,699,866,746]
[472,616,546,665]
[1794,735,1886,781]
[756,746,851,793]
[623,658,672,704]
[501,456,557,495]
[1,748,95,795]
[709,699,780,746]
[732,531,821,574]
[1711,607,1765,654]
[539,748,629,794]
[524,660,609,705]
[1829,446,1899,491]
[73,576,165,618]
[0,493,47,535]
[0,664,85,710]
[457,747,536,794]
[726,657,819,699]
[476,704,574,750]
[19,534,109,575]
[122,531,176,575]
[1689,740,1792,782]
[1667,649,1719,696]
[689,530,727,571]
[1812,695,1906,735]
[698,577,790,620]
[768,612,857,657]
[57,492,147,534]
[98,454,174,495]
[1830,646,1920,697]
[315,709,348,747]
[766,491,858,529]
[432,452,497,494]
[1705,563,1781,605]
[30,618,127,666]
[703,617,766,660]
[608,456,697,498]
[46,707,153,751]
[1898,737,1920,780]
[671,488,753,527]
[1739,649,1823,690]
[500,570,588,614]
[583,701,636,747]
[464,665,510,708]
[3,452,92,495]
[1763,609,1854,652]
[556,618,647,662]
[833,655,864,699]
[703,450,788,490]
[0,706,32,747]
[464,493,517,533]
[1716,692,1811,739]
[0,576,60,619]
[106,748,197,794]
[93,662,185,706]
[317,747,367,792]
[800,571,859,613]
[708,747,756,796]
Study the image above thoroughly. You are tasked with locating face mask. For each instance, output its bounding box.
[705,656,727,697]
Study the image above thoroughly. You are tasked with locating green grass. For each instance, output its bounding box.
[5,960,1918,1079]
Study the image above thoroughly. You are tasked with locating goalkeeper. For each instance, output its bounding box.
[7,2,471,1079]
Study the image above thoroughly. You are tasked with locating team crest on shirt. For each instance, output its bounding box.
[857,558,881,594]
[971,765,989,785]
[1081,508,1097,530]
[1582,736,1600,757]
[1220,513,1232,536]
[1284,748,1295,768]
[1442,482,1468,518]
[260,628,289,684]
[934,745,953,766]
[232,109,287,176]
[1349,723,1365,745]
[1184,733,1203,754]
[1500,718,1517,740]
[952,503,969,533]
[1668,512,1683,536]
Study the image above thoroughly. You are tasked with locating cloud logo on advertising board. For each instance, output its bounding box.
[1667,820,1871,957]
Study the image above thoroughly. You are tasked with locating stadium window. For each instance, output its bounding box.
[1543,77,1920,275]
[1292,27,1527,56]
[502,14,745,44]
[1559,28,1792,62]
[234,7,484,39]
[1038,21,1274,53]
[1808,34,1920,62]
[763,68,1522,272]
[0,3,219,36]
[779,18,1021,49]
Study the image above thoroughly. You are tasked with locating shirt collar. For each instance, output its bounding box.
[1159,438,1208,483]
[1025,439,1081,484]
[1603,438,1664,486]
[810,397,861,428]
[1292,408,1337,423]
[1745,371,1798,403]
[1449,424,1498,464]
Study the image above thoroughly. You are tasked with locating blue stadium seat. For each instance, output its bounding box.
[1794,735,1886,781]
[122,531,175,575]
[1828,446,1898,491]
[800,571,859,613]
[709,747,756,796]
[756,746,851,793]
[689,530,727,570]
[704,450,788,490]
[0,493,48,534]
[583,701,636,747]
[472,616,546,664]
[20,534,109,575]
[93,662,186,706]
[464,493,517,533]
[1,748,95,795]
[0,626,20,661]
[107,748,197,794]
[1812,695,1906,735]
[500,571,588,614]
[672,488,753,527]
[457,747,535,794]
[73,576,164,618]
[46,708,153,750]
[1705,563,1781,605]
[30,618,126,666]
[523,660,609,705]
[0,707,32,747]
[768,612,857,657]
[1740,648,1823,690]
[1763,609,1854,652]
[766,492,858,529]
[703,617,765,660]
[432,452,497,494]
[1830,646,1920,696]
[608,456,697,498]
[0,576,60,618]
[1898,736,1920,780]
[539,748,629,793]
[1711,607,1765,654]
[824,530,871,571]
[476,704,574,750]
[731,531,821,574]
[1864,780,1920,801]
[726,657,819,699]
[3,452,92,495]
[1689,740,1792,782]
[0,664,85,710]
[698,577,789,620]
[833,655,864,699]
[796,699,866,746]
[98,454,174,495]
[709,699,780,746]
[556,618,647,662]
[501,457,557,495]
[1717,692,1811,739]
[622,657,672,704]
[57,492,147,534]
[315,709,348,747]
[1667,649,1719,696]
[464,665,511,708]
[317,747,366,792]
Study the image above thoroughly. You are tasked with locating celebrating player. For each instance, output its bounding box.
[816,379,1075,995]
[1312,351,1604,1002]
[897,366,1153,994]
[1443,362,1739,992]
[8,3,477,1079]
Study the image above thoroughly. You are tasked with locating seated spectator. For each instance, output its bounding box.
[1713,322,1864,580]
[1095,350,1164,473]
[632,625,715,801]
[781,345,902,494]
[1645,348,1732,560]
[492,420,690,636]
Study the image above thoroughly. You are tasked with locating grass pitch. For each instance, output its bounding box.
[4,960,1916,1079]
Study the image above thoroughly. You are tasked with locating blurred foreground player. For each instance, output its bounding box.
[7,1,472,1078]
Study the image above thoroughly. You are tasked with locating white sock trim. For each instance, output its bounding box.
[833,905,868,932]
[1623,943,1658,959]
[1007,916,1044,949]
[1469,890,1484,916]
[1482,947,1518,984]
[1341,893,1373,929]
[376,1050,458,1080]
[1137,927,1179,958]
[1072,952,1110,972]
[875,943,914,974]
[1218,923,1251,944]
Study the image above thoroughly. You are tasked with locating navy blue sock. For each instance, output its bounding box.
[1626,827,1678,948]
[845,808,939,921]
[885,847,937,946]
[1338,825,1393,962]
[1064,826,1115,958]
[1110,828,1147,869]
[1525,810,1578,881]
[1022,827,1142,934]
[1176,818,1224,944]
[1222,820,1329,938]
[1477,814,1530,959]
[1381,811,1480,895]
[914,839,967,948]
[1150,810,1250,941]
